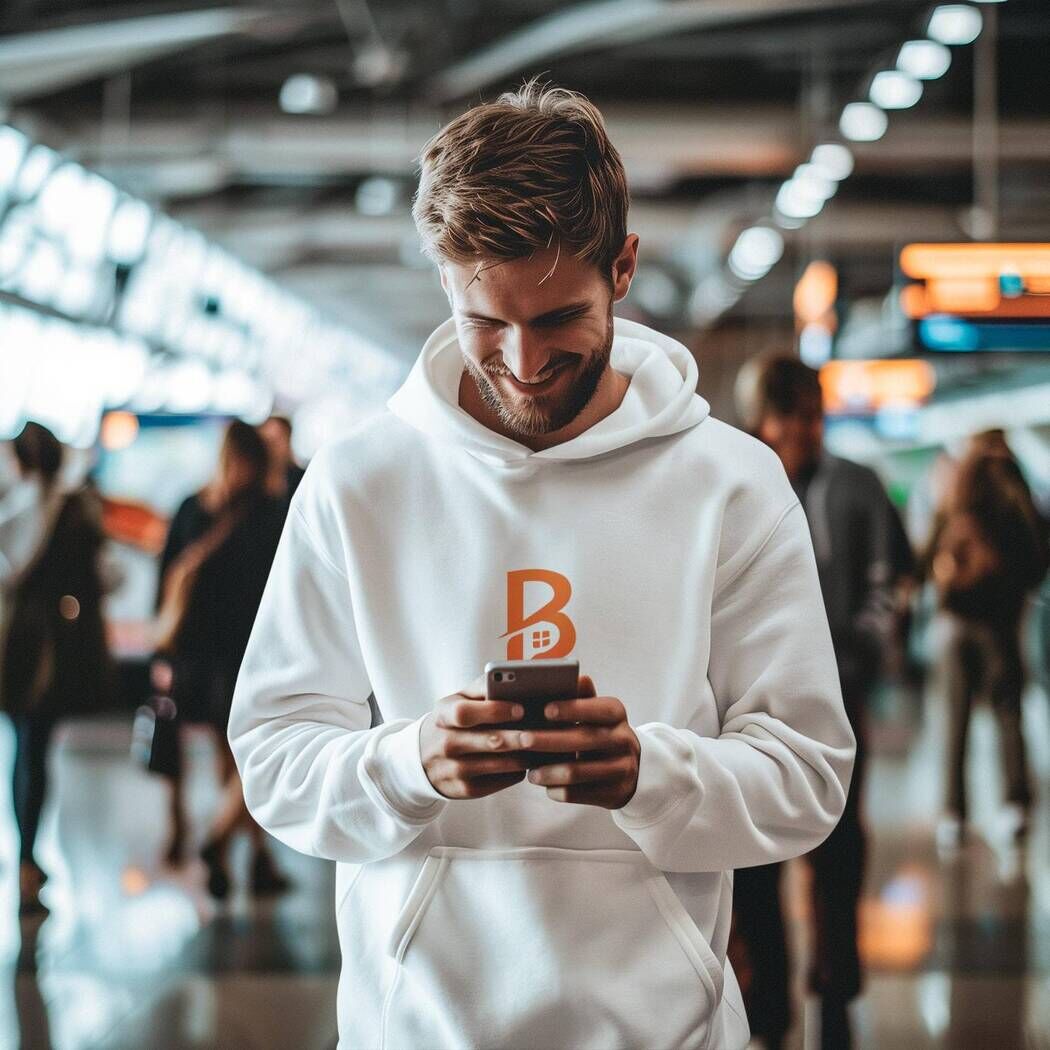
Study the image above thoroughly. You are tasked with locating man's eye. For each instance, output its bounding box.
[538,312,586,328]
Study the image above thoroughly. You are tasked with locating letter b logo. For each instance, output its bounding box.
[502,569,576,659]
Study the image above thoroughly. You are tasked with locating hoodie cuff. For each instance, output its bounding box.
[371,717,447,817]
[613,723,695,829]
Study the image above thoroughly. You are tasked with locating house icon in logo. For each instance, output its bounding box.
[501,569,576,660]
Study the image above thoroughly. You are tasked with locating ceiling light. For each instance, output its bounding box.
[108,198,153,264]
[355,176,399,216]
[927,5,983,46]
[839,102,888,142]
[352,44,407,88]
[728,226,784,281]
[279,74,337,115]
[800,324,834,368]
[0,125,28,193]
[810,143,854,180]
[14,144,56,198]
[775,180,826,221]
[870,70,924,109]
[792,163,838,201]
[897,39,952,79]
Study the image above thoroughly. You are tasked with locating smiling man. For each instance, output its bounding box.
[229,81,855,1049]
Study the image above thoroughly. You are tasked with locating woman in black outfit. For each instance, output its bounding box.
[1,423,112,914]
[157,421,288,898]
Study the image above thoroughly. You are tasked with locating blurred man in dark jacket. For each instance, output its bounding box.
[732,356,914,1050]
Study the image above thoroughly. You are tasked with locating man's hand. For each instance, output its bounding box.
[419,680,530,800]
[523,676,640,809]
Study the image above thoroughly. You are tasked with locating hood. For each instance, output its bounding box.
[387,316,709,470]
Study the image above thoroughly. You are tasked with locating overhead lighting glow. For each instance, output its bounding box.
[100,411,139,452]
[927,5,983,46]
[279,74,337,115]
[162,359,213,414]
[792,163,838,201]
[810,143,854,181]
[800,324,834,368]
[0,125,28,192]
[37,163,85,233]
[728,225,784,281]
[897,39,952,80]
[108,198,153,264]
[355,176,399,217]
[775,179,826,220]
[870,70,923,109]
[15,144,57,198]
[794,261,839,324]
[839,102,888,142]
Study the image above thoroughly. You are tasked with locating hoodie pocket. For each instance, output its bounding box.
[380,846,724,1050]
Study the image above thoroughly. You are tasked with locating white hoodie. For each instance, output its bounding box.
[229,317,855,1050]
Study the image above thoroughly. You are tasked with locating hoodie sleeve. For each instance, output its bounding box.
[228,456,447,864]
[612,501,855,873]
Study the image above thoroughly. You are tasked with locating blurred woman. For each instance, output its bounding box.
[0,423,112,914]
[156,420,287,898]
[927,432,1049,844]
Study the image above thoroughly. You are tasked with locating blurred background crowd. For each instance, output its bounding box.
[1,0,1049,1047]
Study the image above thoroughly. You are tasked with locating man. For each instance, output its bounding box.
[258,414,305,505]
[229,82,854,1049]
[732,356,913,1049]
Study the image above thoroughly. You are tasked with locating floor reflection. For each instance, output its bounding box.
[0,679,1044,1048]
[0,718,338,1050]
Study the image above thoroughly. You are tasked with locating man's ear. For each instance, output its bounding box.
[611,234,640,304]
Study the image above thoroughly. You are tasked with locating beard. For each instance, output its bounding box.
[463,311,614,439]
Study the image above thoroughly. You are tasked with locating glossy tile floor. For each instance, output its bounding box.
[0,679,1046,1049]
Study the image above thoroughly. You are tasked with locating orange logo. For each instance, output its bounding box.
[502,569,576,659]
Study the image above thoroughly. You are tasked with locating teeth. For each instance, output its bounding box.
[517,366,561,385]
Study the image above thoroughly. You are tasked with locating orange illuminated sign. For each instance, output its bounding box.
[900,243,1050,279]
[819,359,936,415]
[900,243,1050,319]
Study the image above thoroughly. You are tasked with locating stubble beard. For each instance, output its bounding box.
[464,312,614,438]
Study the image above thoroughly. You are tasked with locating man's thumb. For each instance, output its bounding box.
[577,674,597,698]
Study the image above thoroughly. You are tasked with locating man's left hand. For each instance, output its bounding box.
[523,675,640,809]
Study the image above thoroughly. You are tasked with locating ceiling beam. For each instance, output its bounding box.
[427,0,891,102]
[0,8,272,102]
[64,109,1050,200]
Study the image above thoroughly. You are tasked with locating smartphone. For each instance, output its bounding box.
[485,659,580,729]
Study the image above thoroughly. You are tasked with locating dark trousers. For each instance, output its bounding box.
[942,616,1030,820]
[11,713,58,866]
[732,696,867,1047]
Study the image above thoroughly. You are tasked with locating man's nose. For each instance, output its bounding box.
[501,327,551,382]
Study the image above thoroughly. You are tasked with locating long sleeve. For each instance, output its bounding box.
[612,502,855,873]
[228,465,446,864]
[846,468,913,679]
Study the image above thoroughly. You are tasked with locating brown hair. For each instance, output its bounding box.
[735,355,823,433]
[412,79,629,280]
[13,421,63,494]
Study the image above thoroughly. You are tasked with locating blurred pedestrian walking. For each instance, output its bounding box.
[0,423,113,915]
[258,414,304,507]
[731,356,914,1050]
[925,430,1049,846]
[156,420,288,898]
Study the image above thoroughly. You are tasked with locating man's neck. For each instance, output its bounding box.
[458,366,630,452]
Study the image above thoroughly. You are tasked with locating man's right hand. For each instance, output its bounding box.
[419,680,529,799]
